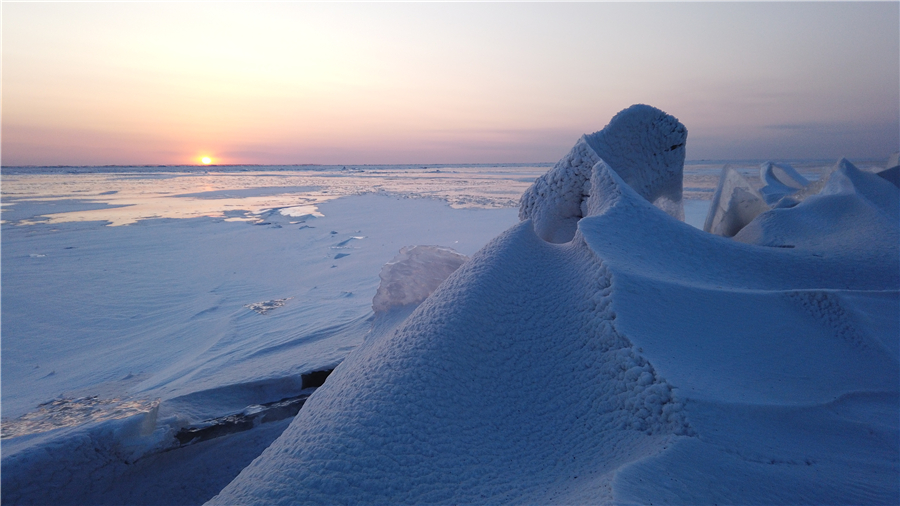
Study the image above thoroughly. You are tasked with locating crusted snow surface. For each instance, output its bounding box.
[211,115,897,504]
[703,166,770,237]
[519,104,686,243]
[372,245,468,314]
[210,219,691,505]
[578,163,898,504]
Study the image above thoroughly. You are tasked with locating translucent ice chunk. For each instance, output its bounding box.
[758,162,810,205]
[703,166,769,237]
[372,245,468,313]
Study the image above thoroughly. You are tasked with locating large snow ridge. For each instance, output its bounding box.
[210,105,898,505]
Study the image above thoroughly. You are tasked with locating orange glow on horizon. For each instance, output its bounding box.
[201,156,212,165]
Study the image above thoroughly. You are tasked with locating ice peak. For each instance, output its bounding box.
[519,104,686,243]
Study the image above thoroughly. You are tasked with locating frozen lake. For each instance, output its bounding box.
[0,159,869,423]
[2,157,894,505]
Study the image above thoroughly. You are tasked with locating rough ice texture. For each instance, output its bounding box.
[519,104,686,243]
[210,203,691,505]
[735,158,899,253]
[758,161,809,205]
[210,158,898,505]
[703,166,770,237]
[372,245,468,313]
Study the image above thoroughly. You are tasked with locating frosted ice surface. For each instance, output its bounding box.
[372,245,468,313]
[758,161,809,205]
[703,166,769,237]
[735,159,899,252]
[519,104,686,243]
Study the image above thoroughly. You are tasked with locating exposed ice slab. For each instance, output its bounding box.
[758,161,809,204]
[703,166,769,237]
[372,245,468,313]
[519,104,686,243]
[278,205,323,218]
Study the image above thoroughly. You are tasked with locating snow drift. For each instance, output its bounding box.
[211,105,898,505]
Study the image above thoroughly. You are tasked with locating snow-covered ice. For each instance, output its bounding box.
[519,104,686,243]
[209,106,898,505]
[1,170,524,505]
[3,114,898,505]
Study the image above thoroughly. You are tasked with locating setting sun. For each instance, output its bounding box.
[201,157,211,165]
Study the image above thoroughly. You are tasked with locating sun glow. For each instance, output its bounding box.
[201,157,212,165]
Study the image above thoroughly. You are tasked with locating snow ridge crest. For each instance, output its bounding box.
[520,104,687,243]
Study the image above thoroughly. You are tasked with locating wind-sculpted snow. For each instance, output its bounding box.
[210,218,691,505]
[735,159,899,253]
[211,107,897,504]
[519,104,686,243]
[578,163,898,504]
[372,245,468,314]
[758,161,809,205]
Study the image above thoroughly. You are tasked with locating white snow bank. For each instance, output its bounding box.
[519,104,686,243]
[577,162,898,504]
[735,158,899,253]
[703,166,769,237]
[372,245,468,313]
[210,217,691,506]
[212,111,896,504]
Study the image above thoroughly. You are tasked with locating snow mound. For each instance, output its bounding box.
[735,158,899,252]
[372,245,468,313]
[210,211,691,505]
[576,162,898,504]
[758,161,810,205]
[211,157,898,505]
[519,104,686,243]
[703,166,770,237]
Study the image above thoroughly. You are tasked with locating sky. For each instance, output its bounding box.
[2,2,898,166]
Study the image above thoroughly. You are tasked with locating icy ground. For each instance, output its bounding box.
[2,141,897,505]
[1,170,525,504]
[211,106,898,505]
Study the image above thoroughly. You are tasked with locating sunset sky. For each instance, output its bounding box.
[2,2,898,166]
